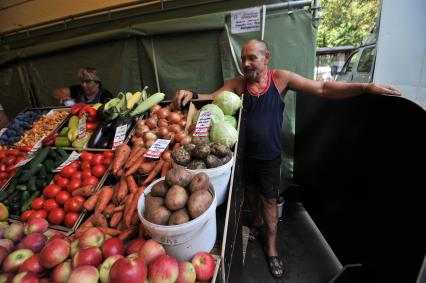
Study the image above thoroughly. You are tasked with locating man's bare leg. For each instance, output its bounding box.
[247,186,263,227]
[260,195,278,257]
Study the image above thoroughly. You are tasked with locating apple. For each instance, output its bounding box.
[0,239,14,252]
[191,252,215,282]
[0,246,8,266]
[0,202,8,222]
[99,255,124,283]
[149,255,179,283]
[176,261,196,283]
[24,218,49,235]
[126,238,145,255]
[39,278,51,283]
[2,249,34,273]
[127,253,139,260]
[70,239,79,257]
[78,227,104,249]
[4,223,25,242]
[44,229,65,241]
[18,254,44,274]
[67,266,99,283]
[138,239,166,265]
[39,239,70,269]
[17,233,47,253]
[72,247,103,268]
[51,260,72,283]
[101,237,125,258]
[0,273,13,283]
[109,256,148,283]
[12,272,38,283]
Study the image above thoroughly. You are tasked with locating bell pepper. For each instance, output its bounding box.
[79,105,97,118]
[70,103,86,116]
[86,122,98,132]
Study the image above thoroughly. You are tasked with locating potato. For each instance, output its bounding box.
[165,185,188,211]
[189,172,209,193]
[192,144,211,159]
[151,180,169,197]
[145,205,171,225]
[220,153,232,165]
[210,143,232,157]
[165,166,192,187]
[145,195,164,212]
[187,159,206,170]
[183,143,196,155]
[168,208,190,225]
[171,147,191,165]
[188,190,213,219]
[205,154,223,168]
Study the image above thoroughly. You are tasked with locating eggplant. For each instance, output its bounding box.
[107,116,132,148]
[88,120,115,148]
[88,124,104,148]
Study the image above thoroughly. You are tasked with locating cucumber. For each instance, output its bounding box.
[30,147,50,168]
[7,178,18,194]
[28,176,37,192]
[130,92,165,117]
[38,165,47,179]
[44,159,55,172]
[21,191,41,213]
[22,190,30,202]
[16,185,27,191]
[0,191,8,201]
[56,148,68,159]
[19,163,43,183]
[48,148,59,160]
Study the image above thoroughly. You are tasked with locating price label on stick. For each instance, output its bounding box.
[53,151,81,172]
[29,138,43,155]
[78,115,86,139]
[112,124,128,149]
[14,157,34,168]
[193,111,211,137]
[144,139,171,159]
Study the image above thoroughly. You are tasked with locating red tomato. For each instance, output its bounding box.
[43,199,59,212]
[48,208,65,225]
[66,179,81,193]
[7,149,20,156]
[69,161,81,168]
[5,165,15,174]
[53,174,63,183]
[31,197,45,210]
[43,184,62,198]
[21,210,34,222]
[0,164,6,172]
[90,154,104,166]
[91,165,106,178]
[0,172,9,179]
[72,195,85,205]
[29,210,47,221]
[102,157,112,166]
[55,177,69,189]
[4,156,16,165]
[71,171,83,180]
[102,151,114,159]
[15,156,26,164]
[81,168,92,179]
[81,161,91,170]
[83,176,99,186]
[64,212,79,228]
[61,165,77,178]
[56,191,71,205]
[80,152,94,161]
[64,197,83,213]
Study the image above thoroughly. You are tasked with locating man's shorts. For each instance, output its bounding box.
[243,155,281,199]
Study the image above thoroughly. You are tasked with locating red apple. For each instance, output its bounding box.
[176,261,196,283]
[99,255,124,283]
[24,218,49,235]
[17,233,47,253]
[191,252,215,282]
[70,239,79,257]
[0,246,8,266]
[39,278,51,283]
[39,239,70,269]
[72,247,103,268]
[12,272,38,283]
[44,229,65,241]
[4,223,25,242]
[18,254,44,274]
[67,265,99,283]
[2,249,34,273]
[126,238,145,255]
[138,239,166,265]
[0,273,13,283]
[149,255,179,283]
[78,227,104,249]
[0,239,14,252]
[109,256,148,283]
[101,237,125,258]
[51,260,72,283]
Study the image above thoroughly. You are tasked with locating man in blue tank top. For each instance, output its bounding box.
[173,39,401,278]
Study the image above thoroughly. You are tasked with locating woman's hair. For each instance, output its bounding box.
[78,67,101,83]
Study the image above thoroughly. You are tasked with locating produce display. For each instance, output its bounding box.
[0,146,31,189]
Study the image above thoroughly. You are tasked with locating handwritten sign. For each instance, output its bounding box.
[53,151,81,172]
[112,124,128,149]
[144,139,171,159]
[231,7,261,34]
[193,111,212,137]
[78,115,86,139]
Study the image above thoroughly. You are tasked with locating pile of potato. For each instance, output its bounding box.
[144,166,214,225]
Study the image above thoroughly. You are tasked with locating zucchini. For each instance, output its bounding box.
[130,92,165,117]
[22,190,30,202]
[28,176,37,192]
[19,163,43,183]
[38,165,47,179]
[48,148,59,160]
[30,147,50,167]
[21,191,41,213]
[44,159,55,172]
[56,148,68,159]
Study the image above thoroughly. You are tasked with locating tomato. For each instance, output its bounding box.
[64,197,83,213]
[7,149,20,156]
[43,199,59,212]
[91,165,106,178]
[4,156,16,165]
[0,172,9,179]
[48,208,65,225]
[69,161,81,168]
[55,177,69,189]
[90,154,104,166]
[53,174,63,183]
[64,212,79,228]
[21,210,34,222]
[29,210,47,221]
[43,184,62,198]
[61,165,77,178]
[56,191,71,205]
[102,151,114,159]
[72,195,85,205]
[81,161,91,170]
[80,152,94,161]
[0,164,6,172]
[86,123,98,132]
[81,168,92,179]
[102,157,112,166]
[66,179,81,193]
[31,197,45,210]
[15,156,26,164]
[71,171,83,180]
[83,176,99,186]
[5,165,16,174]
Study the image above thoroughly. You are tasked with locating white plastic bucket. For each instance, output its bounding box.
[277,201,284,219]
[188,157,233,206]
[137,177,217,261]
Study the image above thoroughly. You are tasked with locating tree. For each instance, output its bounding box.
[317,0,380,47]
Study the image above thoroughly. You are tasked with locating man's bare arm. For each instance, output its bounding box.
[52,87,71,104]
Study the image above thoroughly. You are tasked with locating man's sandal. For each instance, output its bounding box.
[267,256,284,279]
[248,224,264,242]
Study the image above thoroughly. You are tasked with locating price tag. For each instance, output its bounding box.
[144,139,171,159]
[13,157,34,168]
[53,151,81,172]
[112,124,128,149]
[78,115,86,139]
[193,111,212,136]
[0,128,7,138]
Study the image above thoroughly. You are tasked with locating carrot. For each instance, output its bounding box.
[161,160,171,177]
[83,192,100,211]
[95,186,114,214]
[131,212,140,225]
[113,144,131,175]
[123,193,134,228]
[80,215,94,228]
[125,186,145,228]
[97,227,121,237]
[124,146,145,169]
[117,221,124,231]
[118,225,138,241]
[126,175,138,193]
[125,158,144,176]
[139,160,156,175]
[72,185,95,197]
[110,212,123,228]
[143,159,164,185]
[113,204,125,212]
[124,145,143,169]
[116,176,128,204]
[103,203,116,218]
[92,213,108,227]
[138,222,145,238]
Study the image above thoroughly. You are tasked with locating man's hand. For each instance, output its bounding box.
[52,88,71,104]
[365,83,402,96]
[173,89,193,109]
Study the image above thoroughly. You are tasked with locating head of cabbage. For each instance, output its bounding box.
[192,104,224,125]
[209,121,238,148]
[224,115,237,129]
[213,91,242,116]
